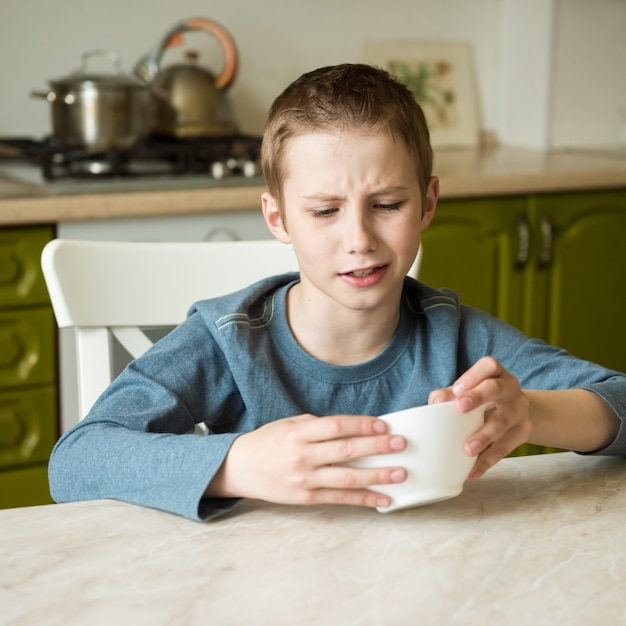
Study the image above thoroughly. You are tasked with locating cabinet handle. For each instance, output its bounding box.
[515,214,530,269]
[538,214,553,268]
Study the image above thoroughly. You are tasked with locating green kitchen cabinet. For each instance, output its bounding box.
[418,195,528,328]
[0,226,57,509]
[420,189,626,455]
[524,191,626,373]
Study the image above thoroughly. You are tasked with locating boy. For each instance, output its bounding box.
[48,64,626,521]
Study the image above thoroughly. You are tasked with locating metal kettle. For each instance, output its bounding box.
[134,17,239,137]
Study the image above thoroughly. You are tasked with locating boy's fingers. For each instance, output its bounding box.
[281,414,405,467]
[428,387,455,404]
[467,425,528,480]
[312,465,407,491]
[453,356,503,394]
[305,487,393,509]
[294,414,388,442]
[313,433,406,466]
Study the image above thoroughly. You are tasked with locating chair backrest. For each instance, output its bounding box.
[42,238,422,429]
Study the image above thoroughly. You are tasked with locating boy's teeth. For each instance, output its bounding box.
[350,267,379,277]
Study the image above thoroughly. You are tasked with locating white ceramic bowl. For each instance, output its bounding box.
[350,401,492,512]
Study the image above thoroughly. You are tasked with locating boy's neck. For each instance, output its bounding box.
[285,283,402,366]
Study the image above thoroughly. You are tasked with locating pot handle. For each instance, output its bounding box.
[30,90,77,104]
[134,17,238,90]
[31,90,54,101]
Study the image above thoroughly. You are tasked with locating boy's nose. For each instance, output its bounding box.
[344,212,377,254]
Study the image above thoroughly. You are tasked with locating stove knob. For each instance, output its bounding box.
[243,160,258,178]
[211,161,226,180]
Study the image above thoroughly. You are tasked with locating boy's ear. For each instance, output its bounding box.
[420,176,439,230]
[262,192,291,243]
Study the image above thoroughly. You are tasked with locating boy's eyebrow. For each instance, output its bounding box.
[301,193,343,200]
[369,186,410,196]
[301,186,409,201]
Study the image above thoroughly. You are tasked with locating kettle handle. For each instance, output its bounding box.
[134,17,238,90]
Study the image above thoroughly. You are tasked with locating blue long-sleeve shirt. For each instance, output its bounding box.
[48,275,626,520]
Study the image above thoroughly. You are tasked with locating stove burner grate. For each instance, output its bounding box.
[0,135,262,181]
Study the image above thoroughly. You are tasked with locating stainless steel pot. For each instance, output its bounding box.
[32,50,151,153]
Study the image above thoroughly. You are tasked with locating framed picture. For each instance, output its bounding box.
[363,40,480,148]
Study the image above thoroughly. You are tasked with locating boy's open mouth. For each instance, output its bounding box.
[343,264,387,278]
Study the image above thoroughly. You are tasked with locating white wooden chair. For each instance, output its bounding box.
[41,239,422,431]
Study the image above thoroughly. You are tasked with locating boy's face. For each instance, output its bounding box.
[262,129,438,320]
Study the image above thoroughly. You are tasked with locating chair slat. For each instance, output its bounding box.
[111,327,155,360]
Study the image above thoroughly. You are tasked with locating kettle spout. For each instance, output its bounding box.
[133,54,158,83]
[134,24,187,84]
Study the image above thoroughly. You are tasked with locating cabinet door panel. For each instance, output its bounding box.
[0,386,57,468]
[0,307,56,388]
[0,463,53,508]
[530,191,626,373]
[0,226,54,307]
[420,197,527,329]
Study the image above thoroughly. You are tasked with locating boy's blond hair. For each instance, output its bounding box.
[261,63,433,216]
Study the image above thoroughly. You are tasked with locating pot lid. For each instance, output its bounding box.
[50,50,147,90]
[51,73,147,89]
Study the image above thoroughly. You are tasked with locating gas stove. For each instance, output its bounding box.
[0,135,265,194]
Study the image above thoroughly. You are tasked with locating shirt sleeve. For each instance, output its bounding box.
[48,311,247,521]
[458,302,626,455]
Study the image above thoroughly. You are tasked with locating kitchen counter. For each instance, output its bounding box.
[1,452,625,625]
[1,147,626,226]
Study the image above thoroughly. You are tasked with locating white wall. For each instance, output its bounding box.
[0,0,624,149]
[550,0,626,148]
[495,0,556,149]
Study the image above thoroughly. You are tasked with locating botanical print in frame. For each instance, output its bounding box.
[364,40,480,148]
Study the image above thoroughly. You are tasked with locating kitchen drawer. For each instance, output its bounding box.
[0,225,54,308]
[0,386,57,469]
[0,463,53,508]
[0,307,56,388]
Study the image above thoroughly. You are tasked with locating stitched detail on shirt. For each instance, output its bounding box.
[423,302,458,311]
[421,294,458,312]
[215,293,276,330]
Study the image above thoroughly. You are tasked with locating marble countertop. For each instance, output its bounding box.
[1,452,625,625]
[1,147,625,226]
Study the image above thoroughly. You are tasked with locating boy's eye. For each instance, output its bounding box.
[375,202,403,211]
[312,208,338,218]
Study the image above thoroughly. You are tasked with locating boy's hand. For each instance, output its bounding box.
[428,356,533,480]
[206,414,407,508]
